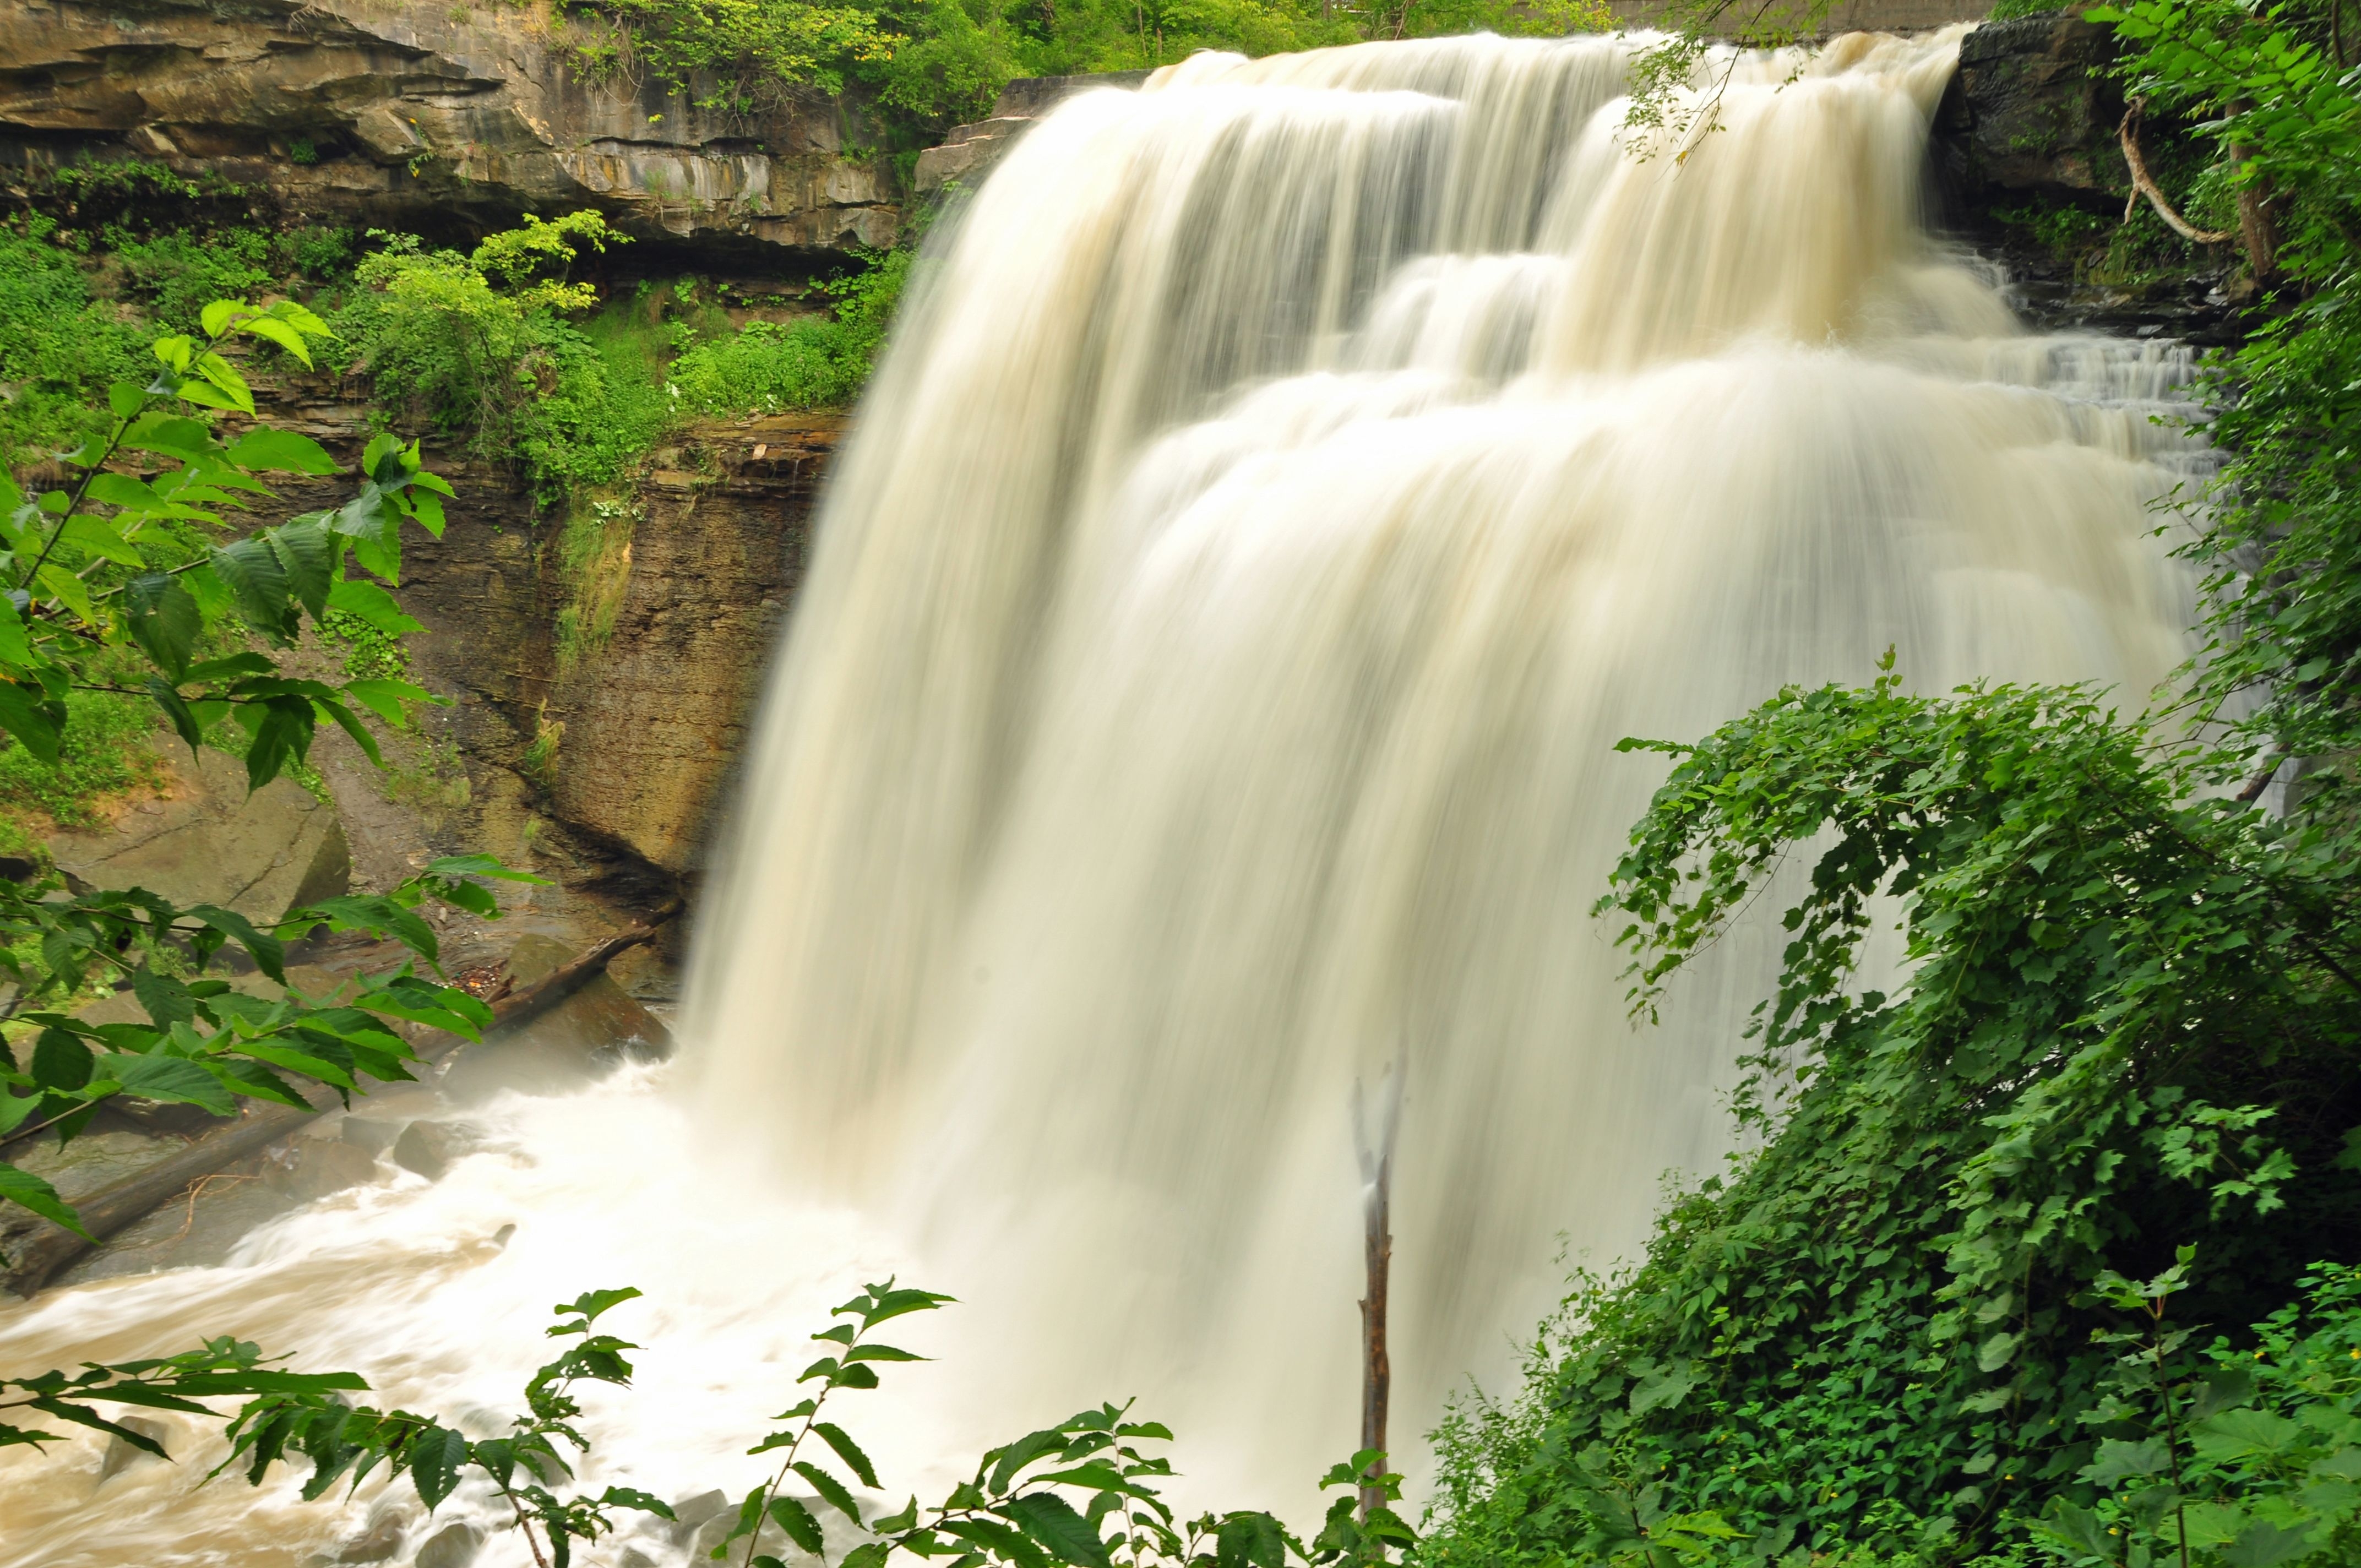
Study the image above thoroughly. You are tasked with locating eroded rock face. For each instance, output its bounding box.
[232,374,838,889]
[0,0,900,254]
[1938,11,2128,204]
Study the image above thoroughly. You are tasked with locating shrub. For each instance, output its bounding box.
[668,249,910,415]
[0,220,149,468]
[110,228,274,333]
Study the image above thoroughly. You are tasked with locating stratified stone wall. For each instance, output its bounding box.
[0,0,900,255]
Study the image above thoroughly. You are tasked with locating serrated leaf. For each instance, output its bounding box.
[410,1425,471,1509]
[325,576,421,635]
[211,536,293,636]
[1001,1491,1112,1568]
[768,1495,827,1555]
[264,520,334,620]
[796,1460,863,1521]
[126,574,201,683]
[99,1053,236,1115]
[0,679,63,764]
[814,1421,880,1489]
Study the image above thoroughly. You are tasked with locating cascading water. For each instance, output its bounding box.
[0,29,2207,1566]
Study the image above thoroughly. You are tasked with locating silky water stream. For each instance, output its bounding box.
[1,28,2210,1566]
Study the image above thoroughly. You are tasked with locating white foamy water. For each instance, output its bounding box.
[3,28,2206,1563]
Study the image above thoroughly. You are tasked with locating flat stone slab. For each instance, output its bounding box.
[46,747,350,924]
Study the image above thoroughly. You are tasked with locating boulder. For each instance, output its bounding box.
[46,747,349,925]
[413,1520,483,1568]
[96,1416,168,1481]
[669,1489,732,1547]
[0,0,901,254]
[390,1118,476,1180]
[1937,12,2128,205]
[267,1134,381,1200]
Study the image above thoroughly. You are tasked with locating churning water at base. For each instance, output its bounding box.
[1,29,2206,1565]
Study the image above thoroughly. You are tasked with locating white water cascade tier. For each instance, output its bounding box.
[1,29,2207,1567]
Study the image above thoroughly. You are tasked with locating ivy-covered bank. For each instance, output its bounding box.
[1424,2,2361,1567]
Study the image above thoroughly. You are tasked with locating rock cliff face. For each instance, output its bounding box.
[1933,9,2248,341]
[243,374,837,910]
[0,0,900,255]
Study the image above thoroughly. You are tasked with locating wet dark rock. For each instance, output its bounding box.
[670,1489,732,1545]
[96,1416,168,1481]
[269,1136,382,1201]
[414,1520,483,1568]
[333,1502,411,1563]
[1938,13,2128,205]
[391,1119,476,1180]
[340,1115,409,1156]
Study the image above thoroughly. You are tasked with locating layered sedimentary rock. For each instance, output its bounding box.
[0,0,900,253]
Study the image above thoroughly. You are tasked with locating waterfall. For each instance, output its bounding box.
[684,24,2197,1501]
[0,29,2205,1564]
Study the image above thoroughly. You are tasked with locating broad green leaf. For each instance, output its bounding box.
[227,428,338,476]
[0,679,64,764]
[314,696,383,768]
[0,1163,91,1238]
[107,381,147,419]
[242,695,315,791]
[2195,1409,2307,1463]
[0,594,32,670]
[939,1516,1048,1568]
[210,536,294,636]
[232,315,317,368]
[2222,1520,2321,1568]
[992,1429,1072,1494]
[120,413,214,461]
[342,678,433,729]
[199,300,247,339]
[129,966,196,1029]
[126,575,201,683]
[36,563,98,625]
[1000,1492,1112,1568]
[409,1424,470,1509]
[99,1053,236,1115]
[192,351,253,416]
[324,577,421,635]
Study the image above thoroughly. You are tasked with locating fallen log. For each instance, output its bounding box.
[0,914,674,1298]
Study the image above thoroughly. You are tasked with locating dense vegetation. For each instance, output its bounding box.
[1424,3,2361,1567]
[564,0,1610,128]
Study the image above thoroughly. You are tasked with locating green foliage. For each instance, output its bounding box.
[1425,666,2361,1566]
[0,296,541,1243]
[339,214,669,501]
[0,687,167,830]
[15,1283,1418,1568]
[0,220,151,470]
[567,0,1606,133]
[669,250,910,415]
[2026,1260,2361,1568]
[110,228,276,335]
[273,225,357,282]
